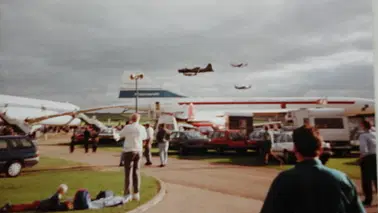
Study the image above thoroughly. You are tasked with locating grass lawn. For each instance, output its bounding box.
[0,157,159,213]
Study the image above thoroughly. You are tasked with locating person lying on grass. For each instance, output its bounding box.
[0,184,72,212]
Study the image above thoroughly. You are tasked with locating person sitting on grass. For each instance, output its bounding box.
[0,184,70,212]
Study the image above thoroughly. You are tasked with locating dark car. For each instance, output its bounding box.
[169,131,211,155]
[0,135,39,177]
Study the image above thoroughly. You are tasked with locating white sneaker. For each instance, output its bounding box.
[132,193,140,201]
[124,194,132,203]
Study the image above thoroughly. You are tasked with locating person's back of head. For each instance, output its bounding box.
[303,118,311,128]
[361,120,372,131]
[293,127,321,159]
[159,123,165,130]
[264,125,269,131]
[130,113,140,124]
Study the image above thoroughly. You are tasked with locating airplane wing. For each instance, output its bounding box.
[230,63,242,67]
[24,104,150,125]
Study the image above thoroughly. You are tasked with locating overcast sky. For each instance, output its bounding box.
[0,0,374,108]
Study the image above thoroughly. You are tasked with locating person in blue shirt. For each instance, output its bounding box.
[358,120,377,206]
[260,126,365,213]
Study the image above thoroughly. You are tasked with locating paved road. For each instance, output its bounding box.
[37,135,376,213]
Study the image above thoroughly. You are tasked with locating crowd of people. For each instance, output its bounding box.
[69,125,100,153]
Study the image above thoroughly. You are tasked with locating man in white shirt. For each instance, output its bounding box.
[143,123,154,166]
[358,120,377,207]
[118,113,147,202]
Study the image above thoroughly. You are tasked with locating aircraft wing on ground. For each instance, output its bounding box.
[23,104,150,125]
[0,94,81,126]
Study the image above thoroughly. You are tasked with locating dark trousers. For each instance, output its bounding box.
[84,139,89,153]
[92,142,98,153]
[123,151,141,195]
[70,141,75,153]
[360,154,377,204]
[144,143,152,164]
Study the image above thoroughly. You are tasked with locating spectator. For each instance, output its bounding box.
[358,120,377,207]
[83,127,91,153]
[262,126,283,166]
[0,184,69,212]
[260,127,365,213]
[143,123,154,166]
[119,120,132,167]
[156,123,171,167]
[118,113,147,202]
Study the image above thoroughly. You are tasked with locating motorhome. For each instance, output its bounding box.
[224,112,254,136]
[286,108,352,154]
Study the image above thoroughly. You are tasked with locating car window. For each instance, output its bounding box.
[229,132,244,141]
[170,132,178,139]
[219,132,225,138]
[8,139,33,149]
[276,135,285,143]
[0,139,7,150]
[286,134,293,142]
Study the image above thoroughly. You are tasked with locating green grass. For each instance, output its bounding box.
[0,157,159,213]
[27,156,86,170]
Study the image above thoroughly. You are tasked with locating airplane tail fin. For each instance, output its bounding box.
[205,63,214,72]
[120,72,187,99]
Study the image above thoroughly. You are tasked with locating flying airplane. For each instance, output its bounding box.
[230,63,248,68]
[178,63,214,76]
[234,85,252,90]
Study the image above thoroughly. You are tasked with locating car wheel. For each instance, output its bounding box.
[283,151,294,164]
[216,147,224,154]
[179,147,188,156]
[236,149,247,155]
[6,161,22,177]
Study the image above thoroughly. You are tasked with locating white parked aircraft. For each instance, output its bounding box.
[118,83,375,117]
[0,94,82,126]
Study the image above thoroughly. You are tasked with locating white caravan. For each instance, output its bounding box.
[286,108,352,152]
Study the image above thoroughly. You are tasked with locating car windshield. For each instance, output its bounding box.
[185,131,205,139]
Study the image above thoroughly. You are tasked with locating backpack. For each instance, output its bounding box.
[73,189,91,210]
[95,190,114,200]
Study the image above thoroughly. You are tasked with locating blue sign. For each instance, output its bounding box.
[119,89,186,98]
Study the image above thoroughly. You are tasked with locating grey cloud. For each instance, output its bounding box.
[0,0,374,108]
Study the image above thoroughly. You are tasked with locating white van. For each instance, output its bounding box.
[289,108,352,153]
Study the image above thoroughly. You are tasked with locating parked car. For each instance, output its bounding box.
[0,135,39,177]
[248,129,281,154]
[210,130,254,154]
[272,131,333,164]
[169,131,211,155]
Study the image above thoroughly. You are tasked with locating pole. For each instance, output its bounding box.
[135,78,139,113]
[372,0,378,188]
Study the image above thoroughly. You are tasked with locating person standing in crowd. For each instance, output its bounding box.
[143,123,154,166]
[292,118,312,140]
[119,120,132,167]
[91,129,99,153]
[83,127,91,153]
[156,124,171,167]
[358,120,377,207]
[260,127,365,213]
[261,126,283,166]
[118,114,147,202]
